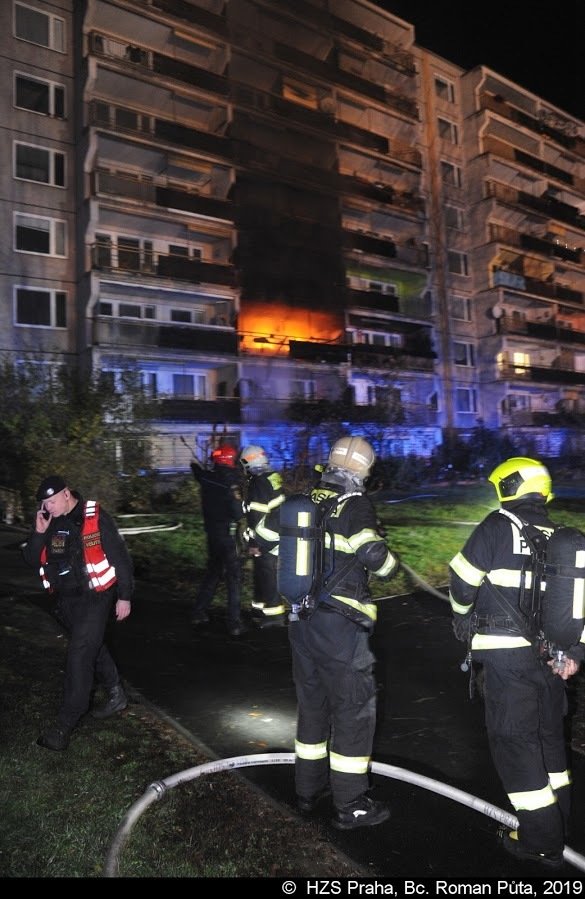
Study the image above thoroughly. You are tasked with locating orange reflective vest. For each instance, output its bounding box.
[39,500,117,593]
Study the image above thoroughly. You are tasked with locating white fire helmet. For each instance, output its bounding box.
[328,436,376,479]
[240,445,270,474]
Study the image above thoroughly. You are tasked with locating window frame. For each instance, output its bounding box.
[434,76,455,103]
[14,71,65,117]
[455,387,478,414]
[451,295,472,322]
[440,160,462,188]
[447,250,469,276]
[14,1,65,53]
[453,341,475,367]
[14,211,67,257]
[14,285,67,329]
[14,140,66,187]
[437,117,459,145]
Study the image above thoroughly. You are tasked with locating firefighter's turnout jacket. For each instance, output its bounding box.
[449,498,584,856]
[243,468,286,617]
[257,476,399,808]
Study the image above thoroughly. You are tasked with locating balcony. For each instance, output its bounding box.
[489,224,583,265]
[485,180,585,234]
[498,363,585,386]
[289,339,435,371]
[497,317,585,347]
[483,136,575,187]
[157,397,240,423]
[150,0,227,35]
[479,92,582,154]
[274,43,418,118]
[93,319,239,354]
[92,245,237,288]
[492,268,584,305]
[92,171,232,220]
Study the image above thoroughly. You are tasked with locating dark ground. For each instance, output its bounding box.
[2,524,585,880]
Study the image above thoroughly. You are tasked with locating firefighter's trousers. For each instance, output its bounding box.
[482,655,571,854]
[289,605,376,809]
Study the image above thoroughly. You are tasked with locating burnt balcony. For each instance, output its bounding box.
[344,230,396,259]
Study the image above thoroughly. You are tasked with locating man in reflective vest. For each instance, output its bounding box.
[256,436,399,829]
[23,474,134,751]
[450,457,585,868]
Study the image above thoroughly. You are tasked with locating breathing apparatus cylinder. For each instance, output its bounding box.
[542,526,585,650]
[277,493,320,621]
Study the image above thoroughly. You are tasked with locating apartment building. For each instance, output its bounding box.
[1,0,584,472]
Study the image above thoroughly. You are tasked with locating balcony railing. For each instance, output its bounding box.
[498,363,585,386]
[93,319,238,354]
[485,180,585,234]
[91,245,237,288]
[489,224,583,264]
[497,317,585,347]
[492,268,584,305]
[157,397,240,423]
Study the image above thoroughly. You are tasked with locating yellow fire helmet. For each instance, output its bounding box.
[488,456,554,504]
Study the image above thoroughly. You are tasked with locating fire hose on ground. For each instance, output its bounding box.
[103,752,585,876]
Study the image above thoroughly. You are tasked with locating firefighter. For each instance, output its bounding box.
[239,445,287,628]
[256,436,399,829]
[191,444,246,637]
[449,456,585,868]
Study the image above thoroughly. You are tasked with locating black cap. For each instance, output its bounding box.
[36,475,67,502]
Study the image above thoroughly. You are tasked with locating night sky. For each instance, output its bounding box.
[378,0,582,120]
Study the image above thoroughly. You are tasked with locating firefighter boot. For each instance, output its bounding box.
[91,683,128,719]
[332,796,391,830]
[500,830,564,869]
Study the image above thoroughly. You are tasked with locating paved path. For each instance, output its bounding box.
[3,526,585,879]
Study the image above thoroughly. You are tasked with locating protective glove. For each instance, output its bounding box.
[452,613,473,643]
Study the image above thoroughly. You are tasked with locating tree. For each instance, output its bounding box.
[0,361,156,519]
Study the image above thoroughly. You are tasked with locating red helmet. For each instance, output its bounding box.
[211,444,238,468]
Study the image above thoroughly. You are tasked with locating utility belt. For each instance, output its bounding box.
[472,613,524,633]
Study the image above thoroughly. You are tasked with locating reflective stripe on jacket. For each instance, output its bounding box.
[449,505,554,653]
[39,500,117,593]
